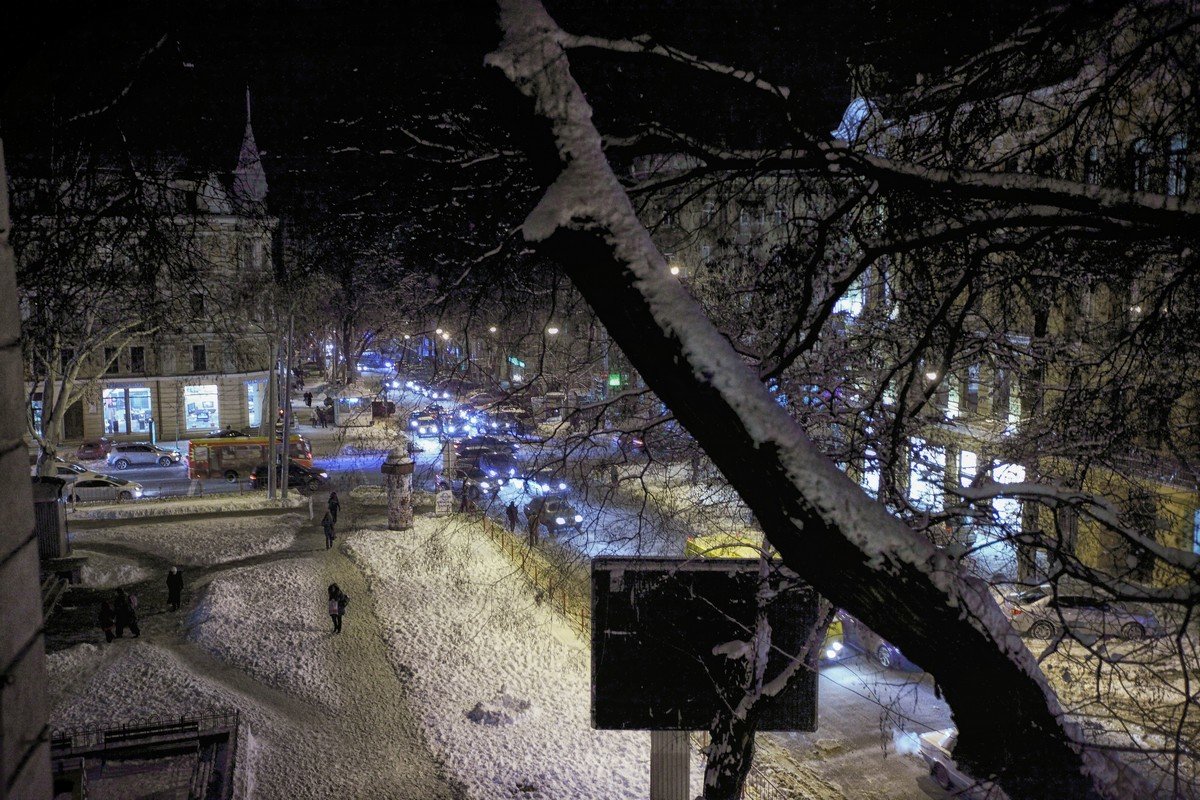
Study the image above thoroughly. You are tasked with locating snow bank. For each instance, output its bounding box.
[72,514,305,567]
[346,517,704,799]
[68,493,308,521]
[188,559,346,710]
[75,549,155,588]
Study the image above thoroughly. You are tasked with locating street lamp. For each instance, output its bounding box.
[546,326,560,336]
[669,265,681,276]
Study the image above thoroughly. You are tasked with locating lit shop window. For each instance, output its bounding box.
[247,381,262,429]
[185,384,219,430]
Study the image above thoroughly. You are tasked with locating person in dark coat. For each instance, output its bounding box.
[304,391,313,407]
[98,600,116,643]
[505,501,519,533]
[113,587,140,638]
[322,511,336,549]
[327,491,341,524]
[327,585,348,633]
[167,566,184,612]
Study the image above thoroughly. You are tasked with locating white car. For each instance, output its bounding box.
[918,728,1009,799]
[30,460,103,483]
[66,476,144,503]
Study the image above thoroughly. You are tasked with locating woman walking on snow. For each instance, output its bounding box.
[327,491,340,524]
[327,584,348,634]
[322,511,336,549]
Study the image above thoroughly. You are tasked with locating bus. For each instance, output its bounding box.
[188,435,314,482]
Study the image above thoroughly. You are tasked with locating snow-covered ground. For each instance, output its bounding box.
[345,518,705,799]
[67,492,308,521]
[71,514,306,567]
[75,548,155,588]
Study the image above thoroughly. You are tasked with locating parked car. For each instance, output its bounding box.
[66,476,144,503]
[30,460,107,484]
[74,438,113,460]
[204,427,251,438]
[1001,587,1159,640]
[918,728,1008,799]
[454,435,518,456]
[107,443,183,469]
[524,497,584,533]
[248,461,331,492]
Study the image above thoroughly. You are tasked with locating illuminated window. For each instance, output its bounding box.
[247,381,262,428]
[185,384,219,430]
[1082,145,1100,185]
[1131,139,1152,191]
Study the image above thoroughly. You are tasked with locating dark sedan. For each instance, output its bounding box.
[248,461,330,492]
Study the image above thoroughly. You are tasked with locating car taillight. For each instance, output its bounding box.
[1011,608,1023,616]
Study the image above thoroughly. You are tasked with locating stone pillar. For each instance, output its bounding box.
[0,135,52,798]
[382,442,415,531]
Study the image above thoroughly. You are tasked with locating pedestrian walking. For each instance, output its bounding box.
[458,490,469,513]
[327,491,340,524]
[527,512,540,546]
[166,566,184,612]
[505,501,519,533]
[113,587,140,639]
[322,511,336,549]
[98,600,116,644]
[304,391,313,408]
[328,586,349,634]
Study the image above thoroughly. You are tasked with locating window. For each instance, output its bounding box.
[192,344,207,372]
[700,244,712,260]
[702,201,716,223]
[102,388,128,434]
[959,450,977,487]
[1131,138,1152,191]
[963,364,980,414]
[738,209,750,229]
[908,438,946,512]
[130,346,145,374]
[60,348,74,371]
[1167,133,1188,196]
[993,369,1011,424]
[191,294,205,316]
[104,347,119,375]
[773,203,786,225]
[1082,145,1100,185]
[185,384,220,430]
[663,207,680,227]
[247,381,262,429]
[102,386,152,434]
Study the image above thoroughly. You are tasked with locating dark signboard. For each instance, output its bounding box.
[591,557,819,731]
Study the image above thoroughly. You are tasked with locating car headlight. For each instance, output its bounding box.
[573,514,582,522]
[555,516,566,525]
[558,482,567,490]
[825,648,837,659]
[319,472,329,479]
[832,640,843,651]
[480,482,491,490]
[411,421,418,428]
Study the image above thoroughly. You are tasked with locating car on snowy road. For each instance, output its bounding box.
[107,442,182,469]
[65,475,145,503]
[249,461,330,492]
[918,728,1009,799]
[524,497,583,533]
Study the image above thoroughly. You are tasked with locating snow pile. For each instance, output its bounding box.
[75,549,155,588]
[346,518,704,800]
[68,493,307,521]
[188,559,346,710]
[72,514,305,566]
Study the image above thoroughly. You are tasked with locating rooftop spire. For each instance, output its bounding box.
[231,86,268,210]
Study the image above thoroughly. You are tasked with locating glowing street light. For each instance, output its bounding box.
[488,325,498,333]
[669,265,681,276]
[435,328,444,335]
[546,326,560,335]
[441,332,450,341]
[925,370,939,381]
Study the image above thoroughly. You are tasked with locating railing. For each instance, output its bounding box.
[51,711,240,753]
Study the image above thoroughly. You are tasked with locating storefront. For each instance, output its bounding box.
[102,386,153,435]
[184,384,220,431]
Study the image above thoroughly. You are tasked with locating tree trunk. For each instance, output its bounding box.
[704,712,756,800]
[487,4,1107,797]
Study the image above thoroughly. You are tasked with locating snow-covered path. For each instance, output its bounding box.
[47,508,460,800]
